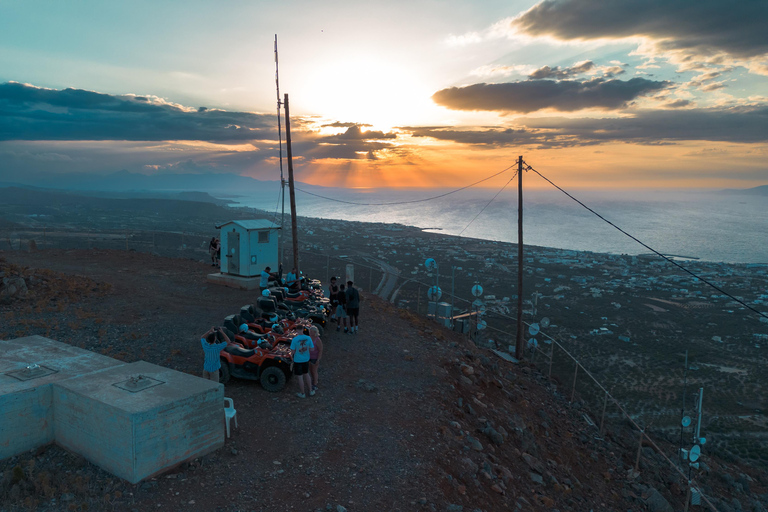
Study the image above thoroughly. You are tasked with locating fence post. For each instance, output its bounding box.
[634,428,644,472]
[599,391,608,435]
[417,286,421,315]
[548,342,554,379]
[570,363,579,403]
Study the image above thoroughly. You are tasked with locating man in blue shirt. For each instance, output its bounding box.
[290,328,314,398]
[200,327,230,382]
[285,267,300,292]
[260,266,276,293]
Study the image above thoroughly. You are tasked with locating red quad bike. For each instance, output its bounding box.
[216,328,294,392]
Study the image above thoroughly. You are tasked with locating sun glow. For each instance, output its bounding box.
[295,55,437,131]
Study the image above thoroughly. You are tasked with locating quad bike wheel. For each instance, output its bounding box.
[219,360,231,384]
[260,366,286,392]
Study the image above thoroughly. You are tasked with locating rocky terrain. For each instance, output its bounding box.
[2,249,767,511]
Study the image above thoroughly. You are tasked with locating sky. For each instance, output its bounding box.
[1,0,767,190]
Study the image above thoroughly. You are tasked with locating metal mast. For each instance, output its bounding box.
[274,35,286,266]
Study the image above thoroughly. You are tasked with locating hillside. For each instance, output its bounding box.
[1,249,766,511]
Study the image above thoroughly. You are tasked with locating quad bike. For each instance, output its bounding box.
[217,330,293,392]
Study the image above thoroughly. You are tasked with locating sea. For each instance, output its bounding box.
[230,187,768,265]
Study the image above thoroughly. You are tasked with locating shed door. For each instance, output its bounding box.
[227,230,240,275]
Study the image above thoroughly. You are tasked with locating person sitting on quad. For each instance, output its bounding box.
[260,266,277,293]
[285,267,300,292]
[201,327,230,382]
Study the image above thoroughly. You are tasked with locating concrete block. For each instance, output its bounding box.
[206,272,261,290]
[0,336,122,459]
[54,361,224,483]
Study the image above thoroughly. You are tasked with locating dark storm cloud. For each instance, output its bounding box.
[512,0,768,59]
[663,99,692,108]
[403,106,768,147]
[528,60,594,79]
[0,82,276,143]
[432,78,669,113]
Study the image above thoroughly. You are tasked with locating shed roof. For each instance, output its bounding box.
[217,219,281,231]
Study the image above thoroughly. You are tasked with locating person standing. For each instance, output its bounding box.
[208,237,218,267]
[328,276,339,323]
[346,280,360,334]
[336,283,348,333]
[290,328,314,398]
[214,237,221,267]
[308,325,323,392]
[200,327,229,382]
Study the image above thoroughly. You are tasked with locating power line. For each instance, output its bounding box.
[293,161,518,206]
[458,170,517,236]
[524,160,768,322]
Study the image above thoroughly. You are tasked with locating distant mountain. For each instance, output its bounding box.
[722,184,768,196]
[0,170,281,195]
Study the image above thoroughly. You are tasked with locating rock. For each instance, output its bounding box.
[458,457,479,476]
[530,472,544,485]
[491,484,504,494]
[61,493,75,502]
[461,365,474,376]
[460,376,473,386]
[522,453,546,474]
[336,506,348,512]
[482,427,504,446]
[231,448,238,455]
[645,488,673,512]
[466,436,483,451]
[446,505,464,512]
[0,276,28,303]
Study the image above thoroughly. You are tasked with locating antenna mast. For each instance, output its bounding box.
[274,34,286,267]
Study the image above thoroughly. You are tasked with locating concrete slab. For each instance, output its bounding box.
[54,361,224,484]
[207,272,261,290]
[0,336,123,459]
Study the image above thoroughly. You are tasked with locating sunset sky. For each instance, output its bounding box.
[1,0,767,190]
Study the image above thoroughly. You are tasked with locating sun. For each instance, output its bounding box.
[295,55,436,131]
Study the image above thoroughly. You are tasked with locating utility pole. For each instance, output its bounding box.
[515,156,525,359]
[284,93,299,273]
[274,35,286,267]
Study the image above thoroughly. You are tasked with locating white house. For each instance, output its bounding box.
[217,220,280,277]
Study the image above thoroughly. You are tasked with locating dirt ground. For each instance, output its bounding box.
[1,249,763,512]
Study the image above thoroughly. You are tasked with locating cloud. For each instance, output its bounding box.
[512,0,768,59]
[0,82,276,143]
[511,0,768,75]
[321,121,372,128]
[403,106,768,147]
[529,60,595,79]
[322,125,397,141]
[432,77,669,113]
[662,99,692,108]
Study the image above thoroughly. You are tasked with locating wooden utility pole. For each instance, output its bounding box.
[515,156,525,359]
[284,93,299,272]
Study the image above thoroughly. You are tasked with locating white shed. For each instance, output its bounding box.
[217,220,280,277]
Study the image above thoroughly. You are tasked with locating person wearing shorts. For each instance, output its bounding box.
[200,327,229,382]
[290,328,314,398]
[308,325,323,392]
[335,283,348,333]
[346,280,360,334]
